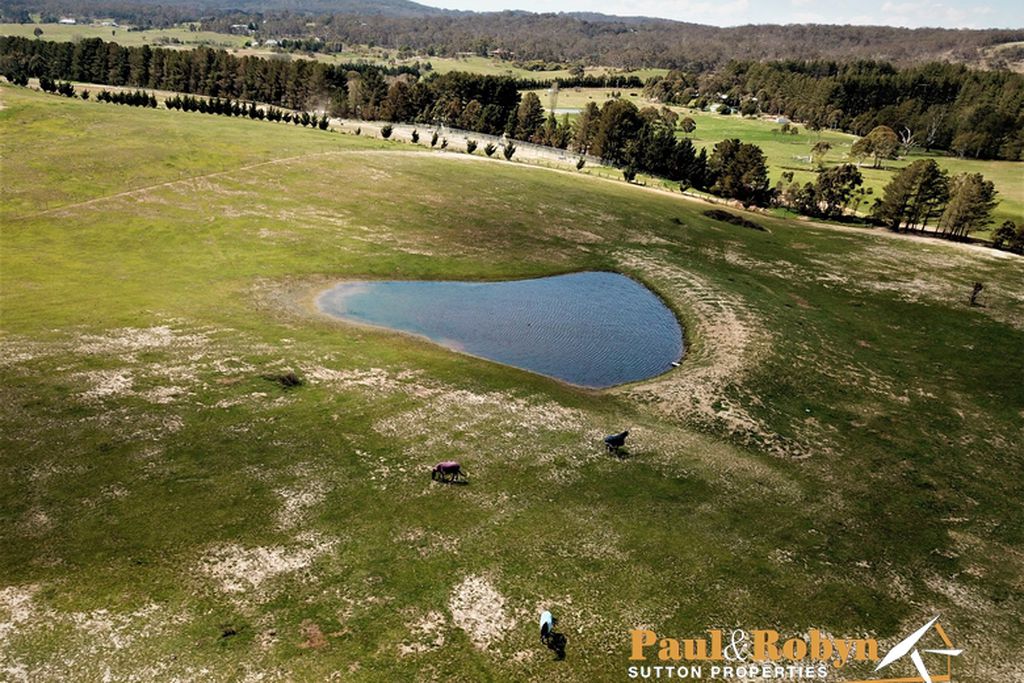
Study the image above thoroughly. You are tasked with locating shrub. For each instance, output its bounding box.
[80,89,89,100]
[503,142,516,160]
[440,137,448,149]
[483,143,496,157]
[466,139,478,154]
[354,126,361,135]
[430,131,438,147]
[623,166,637,182]
[381,124,393,139]
[411,129,419,143]
[576,157,585,170]
[318,115,328,130]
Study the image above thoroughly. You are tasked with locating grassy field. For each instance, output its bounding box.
[2,85,1023,681]
[420,56,665,81]
[0,23,664,83]
[530,88,1024,230]
[0,22,249,50]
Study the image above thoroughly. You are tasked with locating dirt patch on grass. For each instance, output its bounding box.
[75,325,210,355]
[76,369,134,400]
[0,587,195,682]
[0,585,38,643]
[275,480,327,530]
[199,533,337,594]
[449,575,515,650]
[297,620,328,649]
[300,362,589,458]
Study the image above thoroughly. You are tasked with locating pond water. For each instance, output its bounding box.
[317,271,683,388]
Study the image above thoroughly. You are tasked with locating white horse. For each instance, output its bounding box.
[540,610,554,643]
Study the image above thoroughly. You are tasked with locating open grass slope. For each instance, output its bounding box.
[531,88,1024,230]
[2,85,1023,681]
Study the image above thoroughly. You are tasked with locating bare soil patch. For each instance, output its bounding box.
[448,575,515,650]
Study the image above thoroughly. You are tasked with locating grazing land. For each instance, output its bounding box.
[530,87,1024,229]
[0,22,249,49]
[0,23,663,82]
[409,55,664,81]
[1,85,1023,681]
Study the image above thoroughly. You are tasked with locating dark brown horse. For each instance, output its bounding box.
[431,460,465,483]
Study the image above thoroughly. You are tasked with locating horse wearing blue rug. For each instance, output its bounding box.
[604,430,629,454]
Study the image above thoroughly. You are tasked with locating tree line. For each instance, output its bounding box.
[645,61,1024,160]
[870,159,1002,240]
[165,93,330,128]
[97,88,157,106]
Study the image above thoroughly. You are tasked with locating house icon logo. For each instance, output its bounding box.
[849,616,962,683]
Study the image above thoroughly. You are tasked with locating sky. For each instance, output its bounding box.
[431,0,1023,29]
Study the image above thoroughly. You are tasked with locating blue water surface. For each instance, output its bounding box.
[317,271,683,388]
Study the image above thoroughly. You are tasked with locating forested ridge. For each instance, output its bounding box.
[2,0,1022,70]
[227,14,1023,71]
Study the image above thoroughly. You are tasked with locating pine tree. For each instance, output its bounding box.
[938,173,998,240]
[571,102,601,154]
[513,92,545,141]
[872,160,949,231]
[707,139,772,207]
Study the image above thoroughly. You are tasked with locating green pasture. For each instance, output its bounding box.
[0,22,249,49]
[1,85,1022,681]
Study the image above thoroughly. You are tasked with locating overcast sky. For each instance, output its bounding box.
[432,0,1023,29]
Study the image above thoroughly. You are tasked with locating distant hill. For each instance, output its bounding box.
[193,0,452,16]
[0,0,455,20]
[231,11,1024,71]
[3,0,1021,69]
